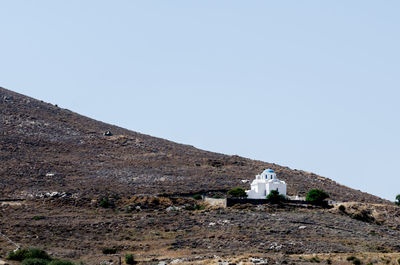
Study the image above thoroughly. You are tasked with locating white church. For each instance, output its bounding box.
[246,169,287,199]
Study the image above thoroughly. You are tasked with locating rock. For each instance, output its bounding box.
[100,261,113,265]
[298,225,307,229]
[208,222,216,226]
[166,206,180,212]
[104,130,113,136]
[171,258,184,264]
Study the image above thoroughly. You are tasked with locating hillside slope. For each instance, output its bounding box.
[0,87,387,203]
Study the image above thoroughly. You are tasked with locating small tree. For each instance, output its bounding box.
[125,254,135,265]
[395,194,400,206]
[266,190,286,203]
[192,194,202,200]
[227,187,247,198]
[306,189,329,205]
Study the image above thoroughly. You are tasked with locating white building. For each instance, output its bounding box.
[246,169,287,199]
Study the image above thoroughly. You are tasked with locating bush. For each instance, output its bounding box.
[352,209,375,223]
[102,248,117,254]
[395,194,400,206]
[21,258,50,265]
[8,248,52,261]
[48,260,75,265]
[338,205,346,212]
[309,256,320,263]
[192,194,202,200]
[306,189,329,205]
[266,190,286,203]
[99,197,111,208]
[227,187,247,198]
[125,254,135,265]
[347,256,361,264]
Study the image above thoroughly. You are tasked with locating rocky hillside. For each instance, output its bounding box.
[0,87,387,203]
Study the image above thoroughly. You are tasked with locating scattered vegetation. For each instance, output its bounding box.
[7,248,75,265]
[227,187,247,198]
[266,190,286,203]
[125,254,135,265]
[33,216,45,221]
[7,248,52,261]
[395,194,400,206]
[306,189,329,205]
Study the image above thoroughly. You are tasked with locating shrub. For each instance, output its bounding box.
[266,190,286,203]
[48,260,75,265]
[338,205,346,212]
[347,256,357,262]
[102,248,117,254]
[352,209,375,223]
[7,248,29,260]
[151,197,160,205]
[192,194,202,200]
[8,248,52,261]
[227,187,247,198]
[99,197,111,208]
[309,256,320,263]
[33,216,45,221]
[395,194,400,206]
[306,189,329,205]
[397,258,400,265]
[125,254,135,265]
[21,258,49,265]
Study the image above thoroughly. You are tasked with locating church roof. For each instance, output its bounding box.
[264,169,274,173]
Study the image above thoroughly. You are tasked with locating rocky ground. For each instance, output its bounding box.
[1,198,400,264]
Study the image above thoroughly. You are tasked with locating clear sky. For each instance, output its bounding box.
[1,1,399,200]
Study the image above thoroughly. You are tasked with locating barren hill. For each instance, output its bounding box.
[0,87,387,203]
[2,87,400,265]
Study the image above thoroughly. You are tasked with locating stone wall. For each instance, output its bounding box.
[204,197,227,208]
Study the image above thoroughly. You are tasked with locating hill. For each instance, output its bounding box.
[0,87,387,203]
[2,87,400,265]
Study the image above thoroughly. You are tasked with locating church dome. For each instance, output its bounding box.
[264,169,274,173]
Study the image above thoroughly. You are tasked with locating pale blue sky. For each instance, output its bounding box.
[1,1,399,200]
